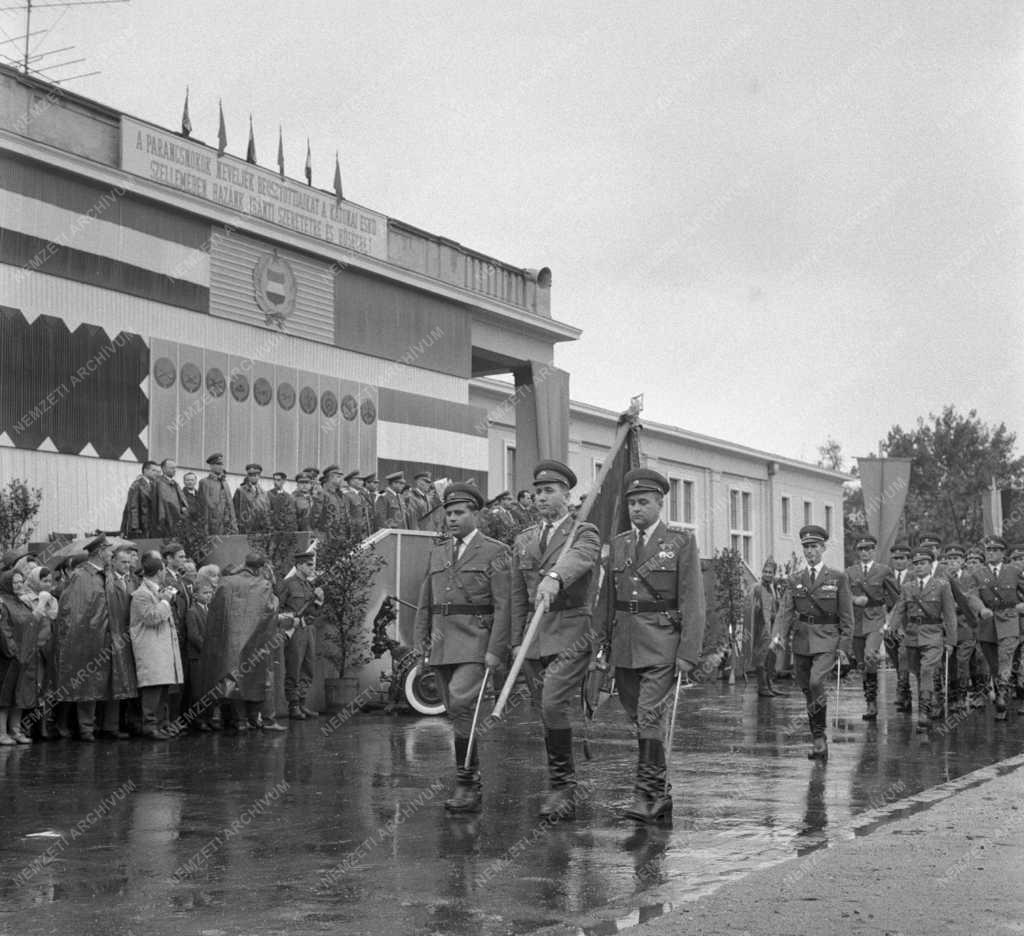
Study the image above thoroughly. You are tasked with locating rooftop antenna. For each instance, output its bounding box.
[0,0,128,84]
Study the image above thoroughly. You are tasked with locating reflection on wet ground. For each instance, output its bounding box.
[2,670,1022,936]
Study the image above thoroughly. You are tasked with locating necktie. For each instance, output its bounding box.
[808,566,816,585]
[637,529,646,552]
[539,523,552,554]
[991,566,999,577]
[453,537,464,563]
[862,564,869,575]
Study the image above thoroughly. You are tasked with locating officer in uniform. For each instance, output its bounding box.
[772,525,853,760]
[292,473,315,531]
[359,474,379,533]
[889,547,956,730]
[965,536,1024,721]
[510,460,601,818]
[276,551,324,720]
[374,471,408,529]
[752,559,784,698]
[883,542,912,711]
[413,483,510,813]
[342,470,370,540]
[846,534,891,721]
[942,544,980,715]
[600,468,704,824]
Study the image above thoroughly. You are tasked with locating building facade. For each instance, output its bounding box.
[0,66,576,536]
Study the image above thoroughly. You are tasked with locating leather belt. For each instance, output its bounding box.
[615,599,674,613]
[430,604,494,616]
[527,599,584,613]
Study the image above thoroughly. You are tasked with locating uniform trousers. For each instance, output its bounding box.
[284,626,316,703]
[434,661,485,737]
[955,637,977,694]
[904,643,943,700]
[523,648,591,729]
[978,635,1019,686]
[792,651,836,733]
[852,631,885,673]
[616,664,675,739]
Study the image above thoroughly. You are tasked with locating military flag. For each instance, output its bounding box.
[277,125,285,178]
[246,114,257,164]
[217,99,227,156]
[333,151,343,204]
[181,86,191,137]
[304,138,312,186]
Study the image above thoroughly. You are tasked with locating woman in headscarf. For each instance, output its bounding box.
[0,570,45,744]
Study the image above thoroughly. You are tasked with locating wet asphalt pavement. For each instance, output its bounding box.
[2,670,1023,936]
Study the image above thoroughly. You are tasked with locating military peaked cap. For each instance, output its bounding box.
[533,460,577,489]
[799,525,828,545]
[443,483,484,510]
[623,467,669,496]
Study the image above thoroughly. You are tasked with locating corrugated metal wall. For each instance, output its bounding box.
[209,226,335,345]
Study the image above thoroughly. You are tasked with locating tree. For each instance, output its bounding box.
[883,406,1024,546]
[315,516,386,677]
[816,437,846,472]
[0,479,43,551]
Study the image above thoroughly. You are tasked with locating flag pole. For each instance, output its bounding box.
[491,402,641,719]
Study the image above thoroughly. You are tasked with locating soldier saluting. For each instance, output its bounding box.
[414,483,510,814]
[600,468,705,824]
[510,460,600,819]
[771,525,853,761]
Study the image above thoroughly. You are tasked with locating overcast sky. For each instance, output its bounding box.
[5,0,1022,467]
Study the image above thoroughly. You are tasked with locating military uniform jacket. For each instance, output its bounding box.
[510,517,601,659]
[121,475,153,538]
[268,489,298,532]
[946,569,978,643]
[233,482,270,533]
[361,491,379,533]
[375,488,407,530]
[413,533,510,665]
[965,564,1024,642]
[343,487,370,540]
[777,565,854,656]
[890,575,956,648]
[276,575,321,622]
[601,521,705,669]
[845,560,891,637]
[198,474,237,535]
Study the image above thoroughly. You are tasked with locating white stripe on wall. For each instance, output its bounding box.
[0,266,467,403]
[377,421,488,472]
[0,189,209,287]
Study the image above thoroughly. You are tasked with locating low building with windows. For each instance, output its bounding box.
[472,379,849,570]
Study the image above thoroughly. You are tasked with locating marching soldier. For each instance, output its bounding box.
[965,536,1024,721]
[889,548,956,730]
[276,551,324,720]
[600,468,704,823]
[943,544,981,715]
[374,471,408,530]
[883,542,912,712]
[510,460,600,818]
[845,535,890,721]
[752,560,784,698]
[413,483,510,814]
[771,525,853,761]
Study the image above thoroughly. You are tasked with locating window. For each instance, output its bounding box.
[825,504,834,537]
[505,445,516,491]
[803,500,813,526]
[781,496,791,534]
[668,478,696,527]
[683,480,694,525]
[729,488,753,563]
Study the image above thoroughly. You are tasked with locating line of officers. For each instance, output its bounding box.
[121,452,456,541]
[754,528,1024,762]
[413,460,706,826]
